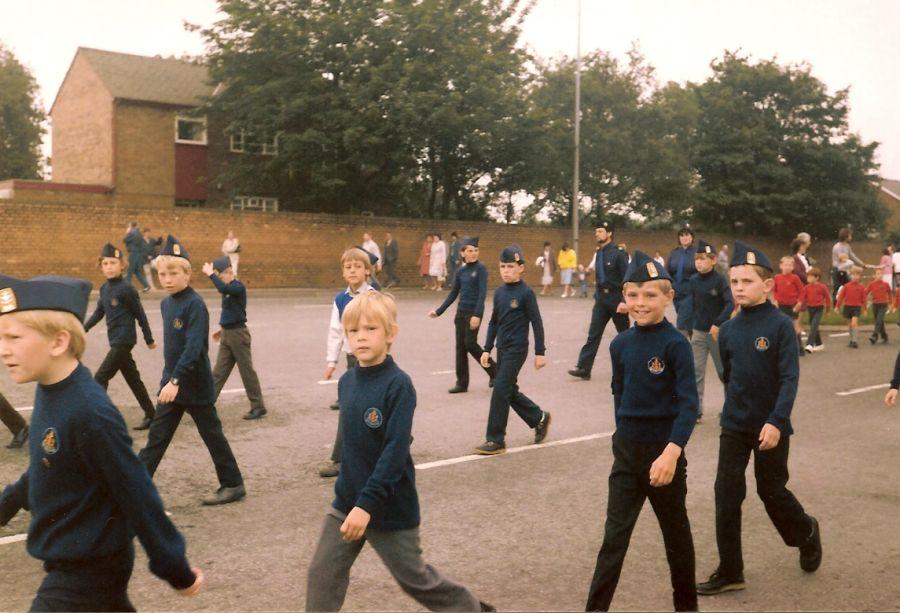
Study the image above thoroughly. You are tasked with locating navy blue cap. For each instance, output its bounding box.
[500,245,524,264]
[730,240,772,271]
[461,236,479,248]
[623,250,672,283]
[595,221,614,232]
[695,239,716,256]
[678,223,694,236]
[100,243,122,259]
[356,246,379,266]
[160,235,190,260]
[0,274,93,322]
[212,256,232,273]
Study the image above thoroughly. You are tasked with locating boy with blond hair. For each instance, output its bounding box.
[306,292,492,612]
[586,251,698,612]
[0,273,203,609]
[320,247,377,477]
[138,236,246,506]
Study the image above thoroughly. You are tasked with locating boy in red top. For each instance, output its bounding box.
[836,266,866,348]
[773,256,805,352]
[795,267,831,353]
[865,274,891,344]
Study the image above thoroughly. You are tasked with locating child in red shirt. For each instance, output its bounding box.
[836,266,866,348]
[774,256,805,351]
[865,275,891,344]
[795,267,832,352]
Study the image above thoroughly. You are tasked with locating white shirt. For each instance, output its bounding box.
[325,282,374,366]
[891,251,900,274]
[362,239,382,267]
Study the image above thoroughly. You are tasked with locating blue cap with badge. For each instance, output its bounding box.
[160,235,190,260]
[212,256,232,273]
[730,240,772,271]
[0,274,93,322]
[500,245,524,264]
[623,250,672,284]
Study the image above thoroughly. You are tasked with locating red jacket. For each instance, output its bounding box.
[798,282,831,309]
[773,273,804,306]
[865,279,891,305]
[837,281,866,308]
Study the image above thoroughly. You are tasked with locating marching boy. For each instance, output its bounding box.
[475,245,551,455]
[202,256,267,420]
[306,292,493,612]
[138,236,246,506]
[428,236,496,393]
[835,266,866,348]
[84,243,157,430]
[585,251,699,612]
[0,273,202,609]
[684,238,733,422]
[698,241,821,596]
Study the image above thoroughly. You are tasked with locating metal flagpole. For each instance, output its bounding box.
[572,0,582,254]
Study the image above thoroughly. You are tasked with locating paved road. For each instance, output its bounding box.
[1,288,898,611]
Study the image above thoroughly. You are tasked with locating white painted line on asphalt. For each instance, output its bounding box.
[220,388,246,395]
[430,370,455,375]
[830,332,850,337]
[293,304,332,309]
[317,380,339,385]
[0,534,26,546]
[415,431,613,471]
[14,406,32,413]
[552,359,567,364]
[836,383,890,396]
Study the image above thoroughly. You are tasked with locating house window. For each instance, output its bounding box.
[230,195,279,212]
[229,131,245,153]
[228,129,278,156]
[176,116,207,144]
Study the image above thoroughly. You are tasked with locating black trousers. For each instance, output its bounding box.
[577,292,629,373]
[138,402,243,488]
[384,260,399,285]
[94,345,155,418]
[31,544,135,612]
[714,428,812,577]
[807,306,824,346]
[330,354,358,464]
[873,303,888,339]
[454,311,495,389]
[586,434,696,612]
[486,348,542,444]
[0,392,26,435]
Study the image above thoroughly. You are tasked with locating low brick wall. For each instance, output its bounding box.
[0,201,886,289]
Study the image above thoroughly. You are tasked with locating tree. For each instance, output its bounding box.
[690,52,884,238]
[0,43,45,180]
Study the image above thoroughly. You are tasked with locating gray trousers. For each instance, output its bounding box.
[306,513,481,612]
[212,326,266,412]
[691,329,724,415]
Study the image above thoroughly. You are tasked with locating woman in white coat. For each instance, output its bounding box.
[222,230,241,276]
[429,232,447,290]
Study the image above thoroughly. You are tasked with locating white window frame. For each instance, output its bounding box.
[175,116,207,145]
[228,129,278,156]
[230,195,279,212]
[229,130,245,153]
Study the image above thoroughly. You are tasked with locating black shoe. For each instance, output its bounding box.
[568,367,591,380]
[696,413,703,424]
[243,408,267,420]
[318,461,340,478]
[534,411,551,444]
[133,416,153,430]
[869,335,878,345]
[329,401,340,410]
[201,484,246,506]
[882,335,890,344]
[799,516,822,572]
[448,385,468,394]
[479,602,496,612]
[697,571,746,595]
[7,425,28,449]
[474,441,506,455]
[849,341,859,348]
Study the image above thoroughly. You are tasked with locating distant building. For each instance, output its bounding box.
[881,178,900,230]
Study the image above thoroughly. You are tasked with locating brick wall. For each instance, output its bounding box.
[113,102,178,208]
[0,201,888,289]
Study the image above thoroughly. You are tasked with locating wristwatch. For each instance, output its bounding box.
[170,378,180,386]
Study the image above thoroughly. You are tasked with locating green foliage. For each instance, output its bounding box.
[0,43,45,180]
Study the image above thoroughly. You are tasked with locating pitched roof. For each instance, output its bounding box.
[883,178,900,200]
[63,47,214,109]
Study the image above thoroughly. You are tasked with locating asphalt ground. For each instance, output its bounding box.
[1,287,900,611]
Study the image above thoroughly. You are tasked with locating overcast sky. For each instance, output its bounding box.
[1,0,897,178]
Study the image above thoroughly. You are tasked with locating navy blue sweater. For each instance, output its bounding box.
[161,286,215,405]
[484,281,545,355]
[84,276,154,347]
[208,274,248,328]
[333,356,419,531]
[610,319,698,448]
[667,246,698,299]
[435,261,488,318]
[684,270,733,332]
[0,364,194,589]
[718,301,799,435]
[593,243,629,293]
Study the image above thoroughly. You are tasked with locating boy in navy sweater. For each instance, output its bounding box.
[0,273,202,610]
[684,239,733,422]
[475,245,551,455]
[429,236,496,393]
[698,241,821,596]
[138,236,246,506]
[202,256,267,420]
[85,243,157,430]
[306,292,492,612]
[585,251,699,612]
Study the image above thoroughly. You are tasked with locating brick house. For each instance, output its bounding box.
[0,47,279,211]
[881,178,900,230]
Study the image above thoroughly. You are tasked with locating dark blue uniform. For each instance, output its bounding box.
[684,270,733,333]
[84,276,156,423]
[138,286,243,492]
[575,242,630,374]
[483,280,545,444]
[123,228,149,290]
[667,245,698,331]
[0,364,195,610]
[434,260,496,390]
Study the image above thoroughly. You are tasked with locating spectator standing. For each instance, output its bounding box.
[538,242,556,296]
[447,232,461,287]
[879,246,893,286]
[791,234,813,285]
[558,242,577,297]
[653,251,666,268]
[222,231,241,277]
[123,222,150,292]
[417,234,433,289]
[716,244,730,275]
[361,232,382,286]
[831,228,866,303]
[383,232,399,288]
[429,233,447,290]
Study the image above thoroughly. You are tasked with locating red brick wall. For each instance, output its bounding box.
[0,201,888,289]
